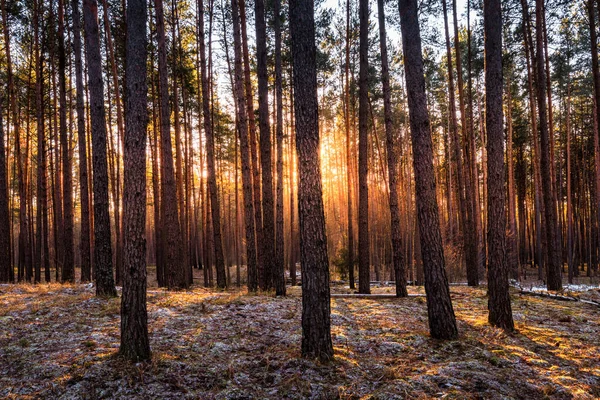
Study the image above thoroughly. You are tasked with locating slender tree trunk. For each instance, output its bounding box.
[73,0,91,283]
[290,0,334,361]
[345,0,355,290]
[442,0,470,286]
[484,0,514,331]
[566,83,574,284]
[399,0,458,339]
[83,0,117,296]
[452,0,479,286]
[1,0,22,283]
[154,0,186,289]
[100,0,124,286]
[506,67,518,280]
[255,0,275,291]
[34,0,44,284]
[357,0,370,294]
[240,0,264,281]
[466,0,483,277]
[589,0,600,282]
[0,90,9,282]
[199,0,226,288]
[232,0,258,292]
[521,0,544,279]
[535,0,561,290]
[120,0,150,361]
[378,0,406,297]
[274,0,286,296]
[58,0,75,283]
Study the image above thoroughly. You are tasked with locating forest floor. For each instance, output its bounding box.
[0,281,599,399]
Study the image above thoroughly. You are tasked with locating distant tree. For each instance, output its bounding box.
[231,0,258,292]
[274,0,286,296]
[290,0,334,361]
[398,0,458,339]
[59,0,75,284]
[535,0,561,291]
[377,0,407,297]
[155,0,186,289]
[0,94,10,283]
[83,0,117,296]
[71,0,92,283]
[199,0,227,289]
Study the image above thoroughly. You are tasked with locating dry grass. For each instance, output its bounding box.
[0,283,598,399]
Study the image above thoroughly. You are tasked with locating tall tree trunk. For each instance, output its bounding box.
[34,0,44,284]
[521,0,544,279]
[274,0,286,296]
[58,0,75,283]
[0,88,9,282]
[255,0,275,291]
[154,0,186,289]
[100,0,124,286]
[171,3,187,284]
[1,0,22,283]
[484,0,514,331]
[442,0,470,285]
[200,0,226,288]
[240,0,264,280]
[535,0,561,290]
[83,0,117,296]
[452,0,479,286]
[290,0,334,361]
[378,0,406,297]
[232,0,258,292]
[506,67,518,280]
[72,0,91,283]
[120,0,150,362]
[398,0,458,339]
[466,0,483,278]
[345,0,355,290]
[589,0,600,282]
[357,0,370,294]
[566,83,574,284]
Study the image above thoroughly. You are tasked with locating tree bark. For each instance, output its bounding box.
[83,0,117,296]
[589,0,600,283]
[398,0,458,339]
[357,0,370,294]
[120,0,151,361]
[484,0,514,331]
[290,0,334,361]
